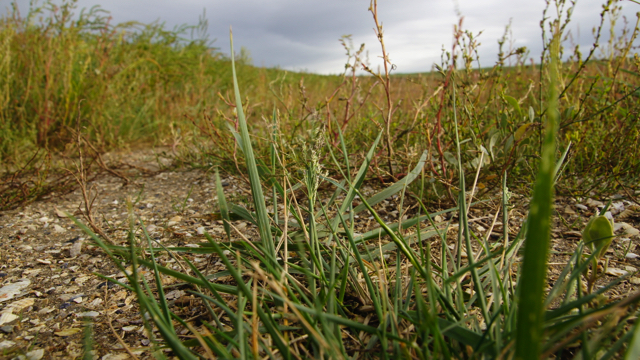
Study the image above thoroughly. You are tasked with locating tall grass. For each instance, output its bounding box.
[75,10,640,357]
[2,0,640,200]
[0,0,337,166]
[5,0,640,357]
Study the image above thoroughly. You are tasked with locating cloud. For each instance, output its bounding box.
[4,0,638,74]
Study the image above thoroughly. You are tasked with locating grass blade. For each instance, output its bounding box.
[215,168,232,241]
[515,32,560,360]
[229,29,274,258]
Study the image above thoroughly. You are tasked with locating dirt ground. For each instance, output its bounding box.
[1,148,639,359]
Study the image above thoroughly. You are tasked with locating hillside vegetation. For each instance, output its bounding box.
[2,0,640,358]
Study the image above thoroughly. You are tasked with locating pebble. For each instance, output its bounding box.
[53,224,66,233]
[58,294,73,302]
[38,307,54,315]
[611,201,625,214]
[0,340,16,350]
[121,325,137,332]
[76,311,100,317]
[605,268,628,277]
[70,240,84,257]
[167,215,182,227]
[89,298,103,307]
[164,289,184,300]
[102,353,130,360]
[0,279,31,302]
[586,199,604,207]
[0,325,13,333]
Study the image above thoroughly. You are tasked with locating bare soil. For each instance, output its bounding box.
[1,148,639,359]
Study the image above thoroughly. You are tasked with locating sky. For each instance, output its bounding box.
[3,0,639,74]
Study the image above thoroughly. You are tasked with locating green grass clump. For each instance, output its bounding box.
[0,0,341,167]
[3,0,640,202]
[7,0,640,357]
[75,11,640,357]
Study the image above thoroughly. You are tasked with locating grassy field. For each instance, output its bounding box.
[1,0,639,205]
[2,0,640,358]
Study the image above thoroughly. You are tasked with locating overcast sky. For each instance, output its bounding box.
[4,0,639,74]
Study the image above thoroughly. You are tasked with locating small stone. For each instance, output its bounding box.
[0,313,19,325]
[0,340,16,350]
[54,207,68,218]
[73,297,83,304]
[196,226,205,235]
[626,253,639,259]
[38,307,54,315]
[0,325,13,333]
[36,259,52,265]
[164,290,184,300]
[58,294,73,302]
[26,349,44,360]
[76,311,100,318]
[102,353,129,360]
[586,199,604,207]
[53,224,66,234]
[0,279,31,302]
[605,267,628,277]
[121,325,137,332]
[611,202,625,215]
[575,204,588,211]
[167,216,182,227]
[54,328,82,336]
[102,353,130,360]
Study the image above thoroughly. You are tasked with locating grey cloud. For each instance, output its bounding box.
[4,0,638,74]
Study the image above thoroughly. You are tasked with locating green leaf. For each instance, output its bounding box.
[514,123,533,142]
[350,150,428,215]
[583,214,615,259]
[229,30,274,259]
[215,168,231,241]
[505,95,523,118]
[624,315,640,360]
[515,32,560,360]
